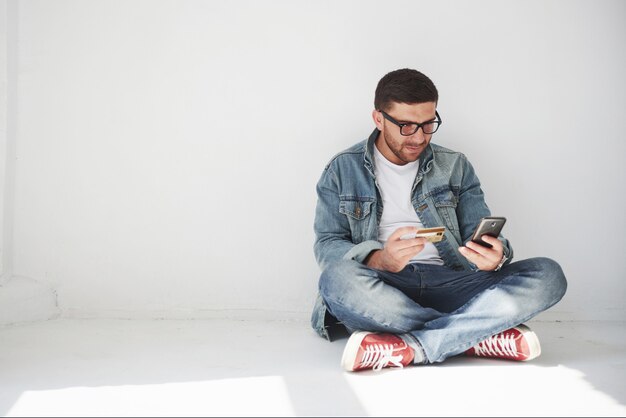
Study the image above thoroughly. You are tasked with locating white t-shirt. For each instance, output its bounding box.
[373,145,444,265]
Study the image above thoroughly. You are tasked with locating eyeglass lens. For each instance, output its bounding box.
[401,122,439,135]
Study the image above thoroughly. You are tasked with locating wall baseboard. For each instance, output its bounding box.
[530,309,626,323]
[60,308,311,323]
[0,275,60,326]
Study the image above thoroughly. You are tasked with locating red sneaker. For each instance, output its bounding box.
[341,331,415,372]
[465,324,541,361]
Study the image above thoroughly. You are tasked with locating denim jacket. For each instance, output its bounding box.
[311,128,513,340]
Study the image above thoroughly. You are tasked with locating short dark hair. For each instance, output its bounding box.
[374,69,438,112]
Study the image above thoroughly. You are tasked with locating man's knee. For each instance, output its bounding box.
[319,259,371,299]
[318,260,421,334]
[531,257,568,304]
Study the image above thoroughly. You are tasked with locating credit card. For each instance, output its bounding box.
[414,227,445,243]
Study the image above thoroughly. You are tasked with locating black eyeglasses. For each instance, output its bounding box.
[379,110,442,136]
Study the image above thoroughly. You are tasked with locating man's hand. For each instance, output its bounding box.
[366,226,427,272]
[458,235,504,271]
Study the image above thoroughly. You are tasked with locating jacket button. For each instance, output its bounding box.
[355,207,362,217]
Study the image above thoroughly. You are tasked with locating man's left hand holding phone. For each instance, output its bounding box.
[458,235,504,272]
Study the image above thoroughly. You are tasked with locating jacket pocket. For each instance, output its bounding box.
[430,187,460,234]
[339,199,373,219]
[339,197,375,242]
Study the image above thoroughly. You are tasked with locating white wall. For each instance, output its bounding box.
[4,0,626,320]
[1,0,7,278]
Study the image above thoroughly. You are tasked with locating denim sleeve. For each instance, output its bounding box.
[313,165,382,270]
[457,155,514,269]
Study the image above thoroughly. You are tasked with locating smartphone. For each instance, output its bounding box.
[470,217,506,248]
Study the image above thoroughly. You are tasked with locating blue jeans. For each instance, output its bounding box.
[319,257,567,363]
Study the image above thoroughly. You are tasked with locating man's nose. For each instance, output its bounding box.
[411,127,427,143]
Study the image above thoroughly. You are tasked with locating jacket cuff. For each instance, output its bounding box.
[500,238,513,267]
[342,240,384,264]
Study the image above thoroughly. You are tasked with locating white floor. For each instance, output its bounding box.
[0,319,624,417]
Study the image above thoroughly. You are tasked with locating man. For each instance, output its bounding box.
[312,68,567,372]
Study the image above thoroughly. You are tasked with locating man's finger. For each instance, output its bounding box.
[389,226,420,240]
[465,240,494,257]
[458,246,480,264]
[396,239,426,254]
[396,236,427,248]
[481,235,502,248]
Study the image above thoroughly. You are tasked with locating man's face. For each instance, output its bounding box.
[372,101,437,165]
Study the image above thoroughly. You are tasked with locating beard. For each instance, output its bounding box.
[382,129,427,165]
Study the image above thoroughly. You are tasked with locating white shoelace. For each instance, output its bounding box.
[360,343,405,371]
[473,332,518,357]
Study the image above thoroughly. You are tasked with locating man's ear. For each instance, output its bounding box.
[372,109,383,130]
